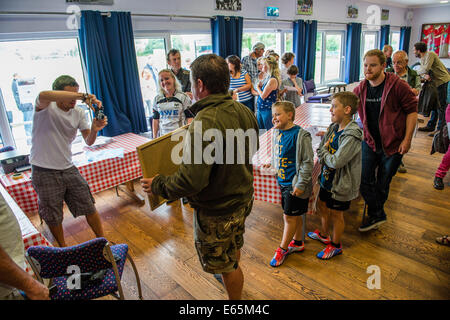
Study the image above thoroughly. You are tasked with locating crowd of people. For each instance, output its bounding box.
[1,39,449,300]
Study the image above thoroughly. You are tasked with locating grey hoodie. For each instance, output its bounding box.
[316,120,363,202]
[272,126,314,199]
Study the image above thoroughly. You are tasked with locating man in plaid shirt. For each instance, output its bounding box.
[241,42,265,83]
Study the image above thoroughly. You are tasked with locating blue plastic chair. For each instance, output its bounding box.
[25,237,143,300]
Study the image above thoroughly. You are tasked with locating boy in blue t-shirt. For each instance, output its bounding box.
[308,92,363,259]
[264,101,314,267]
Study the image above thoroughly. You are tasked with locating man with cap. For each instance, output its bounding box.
[241,42,265,83]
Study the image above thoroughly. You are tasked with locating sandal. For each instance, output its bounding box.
[436,235,450,246]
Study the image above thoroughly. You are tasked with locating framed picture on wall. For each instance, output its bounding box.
[381,9,389,21]
[215,0,242,11]
[421,23,450,58]
[347,5,358,18]
[296,0,313,15]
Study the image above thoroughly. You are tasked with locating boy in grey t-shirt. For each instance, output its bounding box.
[280,65,303,107]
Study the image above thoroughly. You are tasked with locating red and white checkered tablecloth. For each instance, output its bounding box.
[253,103,331,214]
[0,133,150,215]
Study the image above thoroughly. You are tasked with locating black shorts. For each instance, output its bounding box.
[319,187,351,211]
[280,185,309,216]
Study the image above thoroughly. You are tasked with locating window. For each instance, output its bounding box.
[241,31,281,57]
[170,34,212,70]
[0,38,88,148]
[284,32,293,53]
[360,31,378,78]
[134,37,167,121]
[315,31,345,85]
[390,32,400,52]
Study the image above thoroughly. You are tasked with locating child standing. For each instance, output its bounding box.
[266,101,314,267]
[280,65,303,108]
[308,92,363,259]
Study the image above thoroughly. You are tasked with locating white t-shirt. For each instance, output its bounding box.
[0,192,25,299]
[30,99,90,170]
[152,91,192,137]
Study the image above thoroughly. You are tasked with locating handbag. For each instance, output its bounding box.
[431,123,449,154]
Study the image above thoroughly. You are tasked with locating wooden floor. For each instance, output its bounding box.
[30,123,450,300]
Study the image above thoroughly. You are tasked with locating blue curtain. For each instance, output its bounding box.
[345,23,362,84]
[78,10,147,137]
[379,25,390,49]
[210,16,243,58]
[293,19,317,81]
[399,26,412,54]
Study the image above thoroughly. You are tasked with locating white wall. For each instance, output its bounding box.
[0,0,409,36]
[409,4,450,68]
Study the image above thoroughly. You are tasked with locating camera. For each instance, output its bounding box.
[94,105,105,120]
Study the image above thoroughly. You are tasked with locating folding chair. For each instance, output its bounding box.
[26,237,143,300]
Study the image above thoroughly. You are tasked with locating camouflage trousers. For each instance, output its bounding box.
[193,200,253,274]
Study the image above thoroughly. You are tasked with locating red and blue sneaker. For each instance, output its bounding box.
[316,244,342,260]
[307,229,331,245]
[270,247,289,267]
[288,240,305,254]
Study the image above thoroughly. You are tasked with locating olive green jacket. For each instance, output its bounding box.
[151,93,259,216]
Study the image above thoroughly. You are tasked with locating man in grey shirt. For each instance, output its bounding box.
[241,42,265,83]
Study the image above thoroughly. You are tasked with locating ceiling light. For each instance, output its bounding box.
[440,0,448,3]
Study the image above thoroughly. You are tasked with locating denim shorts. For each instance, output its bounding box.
[31,165,96,226]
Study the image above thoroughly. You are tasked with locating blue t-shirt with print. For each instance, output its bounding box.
[319,127,344,191]
[276,125,300,186]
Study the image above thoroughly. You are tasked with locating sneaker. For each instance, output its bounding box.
[434,177,444,190]
[317,244,342,260]
[397,163,407,173]
[307,229,331,245]
[288,240,305,253]
[358,215,387,232]
[418,126,434,132]
[270,247,289,267]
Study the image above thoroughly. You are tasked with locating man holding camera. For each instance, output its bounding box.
[30,75,108,247]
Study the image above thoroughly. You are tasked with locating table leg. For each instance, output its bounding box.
[117,180,145,206]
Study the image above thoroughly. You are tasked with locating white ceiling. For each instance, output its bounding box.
[367,0,450,8]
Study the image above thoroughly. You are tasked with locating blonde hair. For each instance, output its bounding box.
[262,56,281,88]
[157,69,182,96]
[273,101,295,121]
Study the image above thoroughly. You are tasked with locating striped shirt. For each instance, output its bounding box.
[229,70,252,102]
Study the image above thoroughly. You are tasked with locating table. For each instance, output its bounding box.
[252,103,331,214]
[0,183,51,275]
[327,81,347,93]
[0,132,150,215]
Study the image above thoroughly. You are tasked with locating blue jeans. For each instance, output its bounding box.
[257,108,273,131]
[240,96,255,112]
[360,141,403,217]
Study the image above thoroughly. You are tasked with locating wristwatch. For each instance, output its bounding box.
[81,93,90,103]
